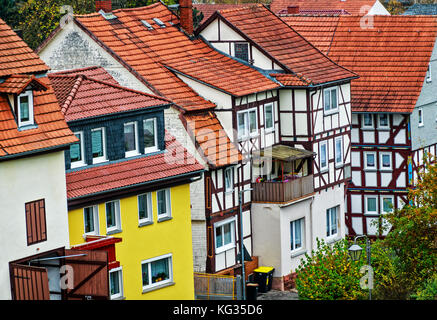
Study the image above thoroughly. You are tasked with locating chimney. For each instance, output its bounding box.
[96,0,112,12]
[179,0,193,35]
[287,6,300,14]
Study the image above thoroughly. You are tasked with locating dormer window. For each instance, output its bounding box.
[426,64,432,83]
[17,90,34,127]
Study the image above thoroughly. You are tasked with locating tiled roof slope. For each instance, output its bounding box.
[49,69,170,122]
[403,4,437,15]
[194,3,255,23]
[66,132,204,199]
[270,0,379,15]
[283,15,437,113]
[0,18,49,77]
[215,5,357,86]
[0,77,78,158]
[50,66,119,84]
[0,74,48,94]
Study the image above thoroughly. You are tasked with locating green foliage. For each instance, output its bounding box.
[0,0,20,28]
[414,274,437,300]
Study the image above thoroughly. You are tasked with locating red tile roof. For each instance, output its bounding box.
[0,18,49,77]
[269,73,311,87]
[194,3,255,23]
[0,74,48,94]
[282,15,437,113]
[271,0,379,15]
[66,132,204,199]
[48,68,171,122]
[214,4,357,86]
[0,77,78,158]
[50,66,119,84]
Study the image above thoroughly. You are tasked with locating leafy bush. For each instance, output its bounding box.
[414,274,437,300]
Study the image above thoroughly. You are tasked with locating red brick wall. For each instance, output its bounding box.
[96,0,112,12]
[179,0,193,34]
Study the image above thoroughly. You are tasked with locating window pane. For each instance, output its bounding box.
[144,119,156,149]
[70,133,82,162]
[336,139,342,163]
[367,154,375,167]
[141,263,149,287]
[382,154,391,168]
[106,202,116,228]
[225,169,232,191]
[321,144,327,168]
[124,123,136,152]
[238,113,246,138]
[383,198,393,213]
[294,219,302,249]
[331,208,337,235]
[367,197,377,212]
[20,96,30,122]
[324,90,330,111]
[235,43,249,62]
[331,89,337,110]
[290,222,294,249]
[216,226,223,248]
[151,258,170,284]
[326,209,330,236]
[110,271,120,295]
[249,110,257,134]
[157,190,167,216]
[84,207,94,233]
[379,114,388,127]
[91,129,104,158]
[265,104,273,129]
[364,114,373,127]
[138,194,149,220]
[223,222,232,245]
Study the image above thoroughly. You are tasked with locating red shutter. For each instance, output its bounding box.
[25,199,47,245]
[10,264,50,300]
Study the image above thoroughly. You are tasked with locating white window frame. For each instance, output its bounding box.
[290,218,304,252]
[91,127,107,164]
[365,195,378,215]
[334,136,343,167]
[83,205,99,236]
[381,195,394,214]
[319,140,328,172]
[224,167,234,193]
[377,114,389,129]
[362,113,374,129]
[326,207,338,238]
[214,216,236,254]
[364,151,377,170]
[380,152,392,171]
[105,200,121,234]
[141,253,173,291]
[237,108,258,140]
[109,266,124,300]
[156,188,171,220]
[418,108,424,127]
[264,103,274,132]
[138,193,153,225]
[323,86,338,114]
[143,118,159,154]
[124,121,140,158]
[426,64,432,83]
[17,90,34,127]
[70,131,86,169]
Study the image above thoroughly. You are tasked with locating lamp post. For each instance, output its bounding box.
[239,188,252,300]
[348,235,373,300]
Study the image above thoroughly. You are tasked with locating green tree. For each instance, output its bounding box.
[0,0,20,28]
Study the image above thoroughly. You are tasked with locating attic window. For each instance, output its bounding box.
[152,18,166,28]
[426,64,432,83]
[99,10,118,20]
[141,20,154,30]
[17,90,34,128]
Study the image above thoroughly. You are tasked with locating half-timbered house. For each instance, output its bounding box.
[282,15,437,237]
[197,4,357,289]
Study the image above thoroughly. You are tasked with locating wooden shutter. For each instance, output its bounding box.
[10,264,50,300]
[25,199,47,245]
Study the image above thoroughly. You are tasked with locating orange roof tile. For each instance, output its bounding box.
[271,0,378,15]
[0,74,48,94]
[0,18,49,77]
[269,73,311,86]
[66,132,204,199]
[194,3,255,23]
[283,15,437,113]
[214,4,357,86]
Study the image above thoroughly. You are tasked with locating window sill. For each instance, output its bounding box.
[110,295,126,300]
[335,163,344,169]
[380,169,393,172]
[361,127,375,131]
[17,124,38,131]
[364,212,379,217]
[364,168,377,172]
[377,127,390,131]
[144,147,159,154]
[215,244,236,255]
[92,158,108,165]
[320,168,329,174]
[326,235,341,244]
[157,216,172,223]
[106,228,122,235]
[138,221,153,228]
[290,248,307,258]
[324,109,339,116]
[70,162,87,169]
[125,151,141,158]
[142,281,175,294]
[418,124,424,128]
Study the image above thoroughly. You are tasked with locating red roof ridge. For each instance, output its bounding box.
[218,3,264,14]
[61,75,83,116]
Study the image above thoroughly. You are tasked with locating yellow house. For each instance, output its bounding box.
[50,67,204,300]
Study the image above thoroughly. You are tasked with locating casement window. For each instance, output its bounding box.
[326,207,338,237]
[215,217,236,253]
[418,108,424,127]
[364,152,376,170]
[143,118,158,153]
[264,103,274,131]
[378,114,389,129]
[426,64,432,83]
[105,200,121,234]
[124,121,139,157]
[109,267,123,300]
[362,113,374,129]
[335,137,343,167]
[138,193,153,225]
[70,131,86,168]
[25,199,47,246]
[234,43,249,62]
[323,87,338,113]
[319,140,328,172]
[237,108,257,139]
[141,254,173,291]
[157,189,171,220]
[17,90,34,127]
[381,196,394,214]
[83,205,99,235]
[91,127,107,164]
[380,152,392,170]
[365,196,378,215]
[224,167,234,193]
[290,218,304,251]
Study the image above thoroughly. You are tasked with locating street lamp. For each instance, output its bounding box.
[348,235,373,300]
[239,188,252,300]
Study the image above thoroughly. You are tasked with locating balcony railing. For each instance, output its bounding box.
[252,174,314,203]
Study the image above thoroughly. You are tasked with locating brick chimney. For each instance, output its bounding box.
[179,0,193,35]
[287,6,300,14]
[96,0,112,12]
